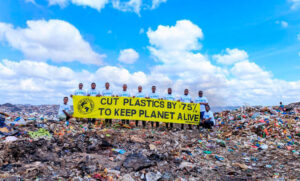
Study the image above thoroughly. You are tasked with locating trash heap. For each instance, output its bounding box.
[0,104,299,180]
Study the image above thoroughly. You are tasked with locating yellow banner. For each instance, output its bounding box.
[73,96,201,125]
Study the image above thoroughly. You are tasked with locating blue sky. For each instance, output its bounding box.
[0,0,299,106]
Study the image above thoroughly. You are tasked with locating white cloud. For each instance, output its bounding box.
[118,48,139,64]
[151,0,167,9]
[289,0,300,9]
[213,48,248,65]
[45,0,166,14]
[147,20,203,52]
[147,19,300,106]
[48,0,109,11]
[48,0,68,7]
[276,20,288,28]
[112,0,142,15]
[0,59,151,104]
[0,19,105,65]
[1,19,300,106]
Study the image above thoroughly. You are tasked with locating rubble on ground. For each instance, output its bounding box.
[0,104,299,180]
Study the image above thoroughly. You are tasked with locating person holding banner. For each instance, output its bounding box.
[194,90,208,129]
[164,88,175,129]
[134,85,146,127]
[179,89,193,130]
[102,82,114,126]
[148,85,160,128]
[201,104,215,129]
[119,84,130,125]
[87,83,100,97]
[87,82,100,124]
[70,83,86,97]
[58,97,73,122]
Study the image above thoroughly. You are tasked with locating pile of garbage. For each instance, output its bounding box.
[0,103,299,180]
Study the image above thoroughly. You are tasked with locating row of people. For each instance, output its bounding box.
[59,82,215,129]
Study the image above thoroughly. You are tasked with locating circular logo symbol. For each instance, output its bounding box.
[77,98,94,114]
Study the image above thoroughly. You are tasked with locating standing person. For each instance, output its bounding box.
[58,97,73,123]
[87,82,100,97]
[119,84,130,125]
[102,82,113,126]
[134,85,146,127]
[148,85,160,128]
[70,83,86,97]
[194,90,208,129]
[201,105,215,129]
[179,89,193,130]
[87,83,100,124]
[164,88,175,129]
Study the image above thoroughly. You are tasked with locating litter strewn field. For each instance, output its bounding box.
[0,103,299,180]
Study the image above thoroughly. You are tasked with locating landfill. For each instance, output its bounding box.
[0,103,299,180]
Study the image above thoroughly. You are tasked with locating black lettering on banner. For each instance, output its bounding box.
[172,102,176,109]
[123,98,129,105]
[164,112,169,119]
[194,114,200,122]
[107,98,112,105]
[146,100,152,107]
[128,99,133,106]
[114,109,119,116]
[170,112,175,119]
[132,109,137,116]
[99,108,105,115]
[160,101,164,108]
[154,100,159,107]
[182,103,186,110]
[105,108,111,116]
[157,111,163,119]
[177,113,182,120]
[139,110,144,117]
[126,109,131,116]
[113,97,119,105]
[151,111,156,118]
[120,109,125,116]
[100,98,106,105]
[135,99,140,106]
[167,102,172,109]
[141,100,146,107]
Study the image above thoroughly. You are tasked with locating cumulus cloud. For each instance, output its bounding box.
[48,0,109,10]
[112,0,142,15]
[118,48,139,64]
[276,20,288,28]
[147,19,300,106]
[1,19,300,106]
[44,0,166,14]
[0,19,105,65]
[0,59,150,104]
[147,20,203,52]
[213,48,248,65]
